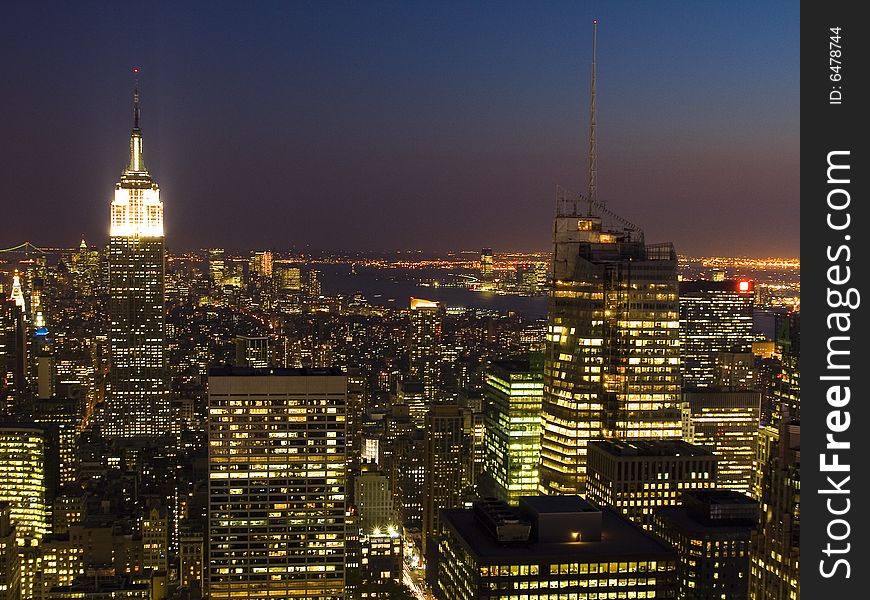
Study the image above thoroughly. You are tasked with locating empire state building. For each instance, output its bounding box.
[103,73,169,438]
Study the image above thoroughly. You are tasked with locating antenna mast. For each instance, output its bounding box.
[587,19,598,212]
[133,67,141,130]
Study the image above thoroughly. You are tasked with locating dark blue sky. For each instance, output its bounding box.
[2,1,798,255]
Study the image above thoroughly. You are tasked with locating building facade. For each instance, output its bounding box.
[408,298,442,402]
[679,280,754,390]
[438,496,678,600]
[541,192,681,495]
[749,421,799,600]
[585,440,718,530]
[482,357,543,504]
[682,390,760,494]
[422,404,471,559]
[207,368,347,599]
[354,465,395,535]
[653,490,758,600]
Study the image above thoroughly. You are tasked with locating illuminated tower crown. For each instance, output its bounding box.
[110,68,163,237]
[8,271,26,310]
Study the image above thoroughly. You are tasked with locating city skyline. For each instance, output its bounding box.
[3,1,798,256]
[0,5,802,597]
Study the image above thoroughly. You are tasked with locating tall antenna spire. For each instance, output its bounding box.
[133,67,141,130]
[124,67,148,175]
[587,19,598,208]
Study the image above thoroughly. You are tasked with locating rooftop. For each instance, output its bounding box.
[680,279,753,294]
[590,439,716,458]
[208,366,344,377]
[520,495,600,515]
[442,502,676,562]
[655,505,757,534]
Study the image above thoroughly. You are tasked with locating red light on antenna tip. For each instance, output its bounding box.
[593,19,597,24]
[133,68,139,73]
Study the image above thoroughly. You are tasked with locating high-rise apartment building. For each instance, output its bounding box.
[1,296,27,414]
[479,248,493,281]
[0,425,48,545]
[482,356,543,504]
[408,298,442,402]
[422,404,471,559]
[679,280,754,390]
[540,191,681,495]
[208,249,225,288]
[103,76,169,438]
[750,420,799,600]
[769,312,799,425]
[653,490,758,600]
[437,496,679,600]
[0,425,48,600]
[304,269,321,299]
[207,367,347,600]
[585,440,718,530]
[0,504,18,600]
[682,390,760,494]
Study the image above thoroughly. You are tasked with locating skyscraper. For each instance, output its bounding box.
[482,356,543,504]
[0,425,48,600]
[1,296,27,414]
[682,390,760,494]
[0,504,19,600]
[750,420,799,600]
[103,74,169,438]
[679,279,755,390]
[539,25,681,495]
[539,194,681,495]
[422,404,471,560]
[584,440,717,530]
[207,249,226,288]
[207,367,347,600]
[479,248,493,282]
[408,298,442,402]
[0,425,48,546]
[652,490,758,600]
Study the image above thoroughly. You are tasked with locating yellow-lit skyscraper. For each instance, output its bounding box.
[750,420,800,600]
[479,248,493,281]
[103,74,169,438]
[539,190,681,495]
[0,425,48,600]
[682,390,760,494]
[408,298,441,402]
[207,367,347,600]
[0,504,19,600]
[0,426,48,545]
[482,357,543,504]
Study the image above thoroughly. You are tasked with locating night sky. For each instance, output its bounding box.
[2,1,798,256]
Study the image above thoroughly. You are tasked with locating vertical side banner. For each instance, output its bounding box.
[802,1,869,597]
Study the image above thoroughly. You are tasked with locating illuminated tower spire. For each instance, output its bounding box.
[8,271,25,310]
[125,67,147,176]
[588,19,598,207]
[111,67,162,238]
